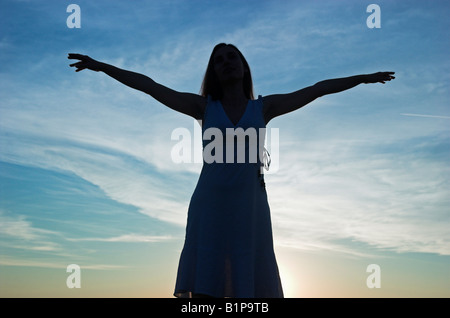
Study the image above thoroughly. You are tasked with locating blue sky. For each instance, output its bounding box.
[1,0,449,297]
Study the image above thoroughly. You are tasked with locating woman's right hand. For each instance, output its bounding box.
[364,71,395,84]
[68,53,103,72]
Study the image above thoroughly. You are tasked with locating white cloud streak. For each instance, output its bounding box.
[0,255,127,270]
[268,134,450,256]
[401,113,450,119]
[67,234,174,243]
[0,211,62,252]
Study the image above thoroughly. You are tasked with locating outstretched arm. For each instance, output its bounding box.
[68,54,206,119]
[262,72,395,124]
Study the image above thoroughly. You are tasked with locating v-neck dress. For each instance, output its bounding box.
[174,95,284,298]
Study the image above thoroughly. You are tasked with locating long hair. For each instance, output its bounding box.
[200,43,254,100]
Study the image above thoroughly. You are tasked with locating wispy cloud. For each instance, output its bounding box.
[268,134,450,256]
[401,113,450,119]
[67,234,174,243]
[0,211,62,252]
[0,255,127,270]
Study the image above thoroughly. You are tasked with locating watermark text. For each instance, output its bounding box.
[171,120,279,173]
[66,4,81,28]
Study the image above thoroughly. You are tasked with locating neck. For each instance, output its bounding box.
[221,80,246,103]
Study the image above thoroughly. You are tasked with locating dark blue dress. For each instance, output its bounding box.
[174,96,283,298]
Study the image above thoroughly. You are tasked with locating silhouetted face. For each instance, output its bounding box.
[213,46,246,85]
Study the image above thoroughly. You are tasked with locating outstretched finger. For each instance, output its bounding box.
[68,53,86,60]
[382,72,395,81]
[386,75,395,81]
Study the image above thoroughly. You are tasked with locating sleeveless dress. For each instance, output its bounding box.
[174,96,284,298]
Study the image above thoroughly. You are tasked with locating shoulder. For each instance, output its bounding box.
[254,95,264,108]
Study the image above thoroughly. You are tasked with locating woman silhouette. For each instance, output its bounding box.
[69,43,394,298]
